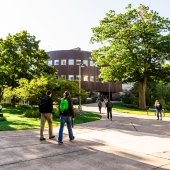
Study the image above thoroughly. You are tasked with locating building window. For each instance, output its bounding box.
[61,59,66,65]
[48,60,53,66]
[83,75,88,81]
[76,60,81,65]
[68,75,74,80]
[90,60,94,66]
[54,59,59,65]
[61,75,66,80]
[90,76,94,82]
[68,59,74,65]
[83,60,88,66]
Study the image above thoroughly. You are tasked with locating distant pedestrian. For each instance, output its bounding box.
[106,100,112,121]
[58,91,75,145]
[104,96,108,108]
[39,91,55,141]
[98,100,102,113]
[154,100,163,120]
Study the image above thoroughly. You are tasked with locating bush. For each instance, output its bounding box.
[52,108,60,118]
[0,116,7,121]
[122,103,139,109]
[23,108,40,118]
[1,103,12,107]
[17,104,33,109]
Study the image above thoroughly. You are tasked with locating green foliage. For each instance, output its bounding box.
[52,78,88,101]
[0,31,49,86]
[2,103,12,107]
[23,108,40,118]
[52,107,60,118]
[0,116,7,121]
[0,30,57,103]
[16,104,32,109]
[90,4,170,109]
[0,105,101,131]
[3,76,87,105]
[122,92,138,105]
[165,102,170,110]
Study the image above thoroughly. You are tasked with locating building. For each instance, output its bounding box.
[47,48,122,100]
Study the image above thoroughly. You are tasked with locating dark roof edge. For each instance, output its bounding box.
[46,47,91,53]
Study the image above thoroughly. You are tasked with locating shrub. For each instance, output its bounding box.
[1,103,12,107]
[23,108,40,118]
[0,116,7,121]
[122,103,139,109]
[17,104,33,109]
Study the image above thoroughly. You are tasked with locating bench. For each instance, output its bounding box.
[146,108,165,116]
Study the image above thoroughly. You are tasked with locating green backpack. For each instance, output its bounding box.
[60,98,69,113]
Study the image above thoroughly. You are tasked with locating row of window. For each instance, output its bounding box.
[60,75,99,82]
[48,59,95,66]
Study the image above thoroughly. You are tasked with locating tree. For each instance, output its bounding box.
[90,4,170,109]
[3,76,87,105]
[0,30,57,104]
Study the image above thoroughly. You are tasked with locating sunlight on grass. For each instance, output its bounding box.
[0,108,101,131]
[113,108,147,115]
[113,103,170,117]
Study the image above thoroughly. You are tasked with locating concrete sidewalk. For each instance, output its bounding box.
[0,103,170,169]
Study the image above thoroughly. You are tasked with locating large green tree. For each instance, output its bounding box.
[0,30,56,103]
[90,4,170,109]
[3,76,87,105]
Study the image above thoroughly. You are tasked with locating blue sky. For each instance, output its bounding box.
[0,0,169,52]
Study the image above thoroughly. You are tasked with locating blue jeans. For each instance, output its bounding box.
[58,116,74,142]
[156,109,162,120]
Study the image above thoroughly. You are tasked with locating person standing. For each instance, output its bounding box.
[104,96,108,109]
[106,100,112,121]
[58,91,75,145]
[154,100,163,120]
[39,91,55,141]
[98,100,102,113]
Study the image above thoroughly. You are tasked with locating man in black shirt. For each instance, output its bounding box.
[39,91,55,141]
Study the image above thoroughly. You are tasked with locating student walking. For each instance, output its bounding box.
[58,91,75,145]
[154,100,163,120]
[98,100,102,113]
[106,100,112,121]
[39,91,55,141]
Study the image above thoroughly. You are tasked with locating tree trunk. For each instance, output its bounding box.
[138,78,147,109]
[11,96,16,106]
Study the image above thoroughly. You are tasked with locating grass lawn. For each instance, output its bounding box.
[0,107,101,131]
[113,103,170,117]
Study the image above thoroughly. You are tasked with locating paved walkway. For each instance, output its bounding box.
[0,103,170,170]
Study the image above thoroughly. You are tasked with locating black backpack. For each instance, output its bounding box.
[39,97,48,113]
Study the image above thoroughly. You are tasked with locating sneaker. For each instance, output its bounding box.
[49,135,55,139]
[40,137,46,141]
[70,136,75,141]
[58,141,63,145]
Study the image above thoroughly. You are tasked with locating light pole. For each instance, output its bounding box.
[78,63,86,111]
[109,82,111,101]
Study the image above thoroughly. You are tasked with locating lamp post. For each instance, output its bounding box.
[78,63,86,111]
[109,82,111,101]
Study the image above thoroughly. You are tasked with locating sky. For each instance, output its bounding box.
[0,0,170,52]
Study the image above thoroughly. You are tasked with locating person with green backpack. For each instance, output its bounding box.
[58,91,75,144]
